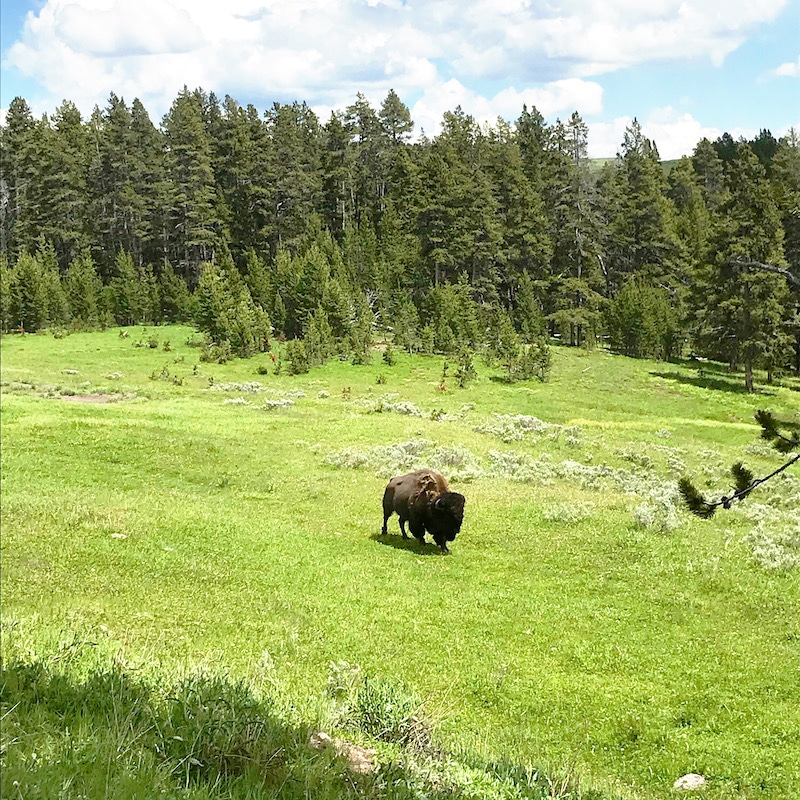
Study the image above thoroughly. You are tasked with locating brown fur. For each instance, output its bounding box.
[381,469,465,553]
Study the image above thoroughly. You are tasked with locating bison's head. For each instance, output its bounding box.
[429,491,465,542]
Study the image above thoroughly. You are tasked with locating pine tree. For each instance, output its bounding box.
[599,119,684,295]
[605,277,679,359]
[392,299,422,353]
[378,89,414,146]
[50,102,92,265]
[37,239,69,327]
[345,93,385,222]
[669,157,712,269]
[542,114,605,346]
[691,138,728,215]
[243,248,273,312]
[680,410,799,517]
[304,305,336,366]
[417,109,501,287]
[484,121,551,310]
[515,105,549,195]
[157,260,192,322]
[65,251,104,327]
[772,130,800,282]
[130,98,169,267]
[348,291,375,364]
[424,274,480,354]
[692,144,791,391]
[87,95,151,273]
[12,103,91,267]
[321,111,353,237]
[514,271,546,344]
[0,97,35,260]
[771,130,800,373]
[5,251,47,331]
[284,338,310,374]
[163,89,223,282]
[214,97,270,256]
[109,250,157,325]
[264,102,324,251]
[0,256,12,330]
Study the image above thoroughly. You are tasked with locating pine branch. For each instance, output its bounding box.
[679,410,800,518]
[731,462,754,495]
[677,478,717,518]
[680,454,800,518]
[755,409,800,453]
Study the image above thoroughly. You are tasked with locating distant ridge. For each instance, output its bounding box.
[588,157,681,175]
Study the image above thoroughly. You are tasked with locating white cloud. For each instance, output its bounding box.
[774,56,800,77]
[587,109,721,160]
[585,107,800,160]
[4,0,787,107]
[410,77,603,138]
[54,1,203,56]
[1,0,791,130]
[448,0,788,77]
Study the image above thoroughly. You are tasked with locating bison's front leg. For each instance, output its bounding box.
[408,500,430,545]
[432,533,450,553]
[409,519,426,544]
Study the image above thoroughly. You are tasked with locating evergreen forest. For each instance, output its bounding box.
[1,88,798,390]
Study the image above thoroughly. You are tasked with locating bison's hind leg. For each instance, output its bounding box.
[381,487,395,536]
[398,516,411,539]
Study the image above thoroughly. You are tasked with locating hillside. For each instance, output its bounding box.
[2,327,799,799]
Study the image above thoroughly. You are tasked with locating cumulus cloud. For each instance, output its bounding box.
[411,78,603,138]
[1,0,790,136]
[774,56,800,77]
[584,107,794,160]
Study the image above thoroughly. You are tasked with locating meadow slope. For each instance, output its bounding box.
[2,326,799,799]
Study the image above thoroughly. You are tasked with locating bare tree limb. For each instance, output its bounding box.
[731,258,800,290]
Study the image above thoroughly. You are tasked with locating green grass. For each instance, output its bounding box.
[2,326,800,799]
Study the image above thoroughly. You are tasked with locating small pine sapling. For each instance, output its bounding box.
[439,360,449,391]
[456,348,476,388]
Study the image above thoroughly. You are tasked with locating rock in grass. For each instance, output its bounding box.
[308,731,333,751]
[337,741,376,774]
[673,773,706,790]
[307,731,376,774]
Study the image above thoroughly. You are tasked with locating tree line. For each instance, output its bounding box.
[1,88,798,387]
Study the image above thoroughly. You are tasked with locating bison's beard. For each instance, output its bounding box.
[428,491,465,542]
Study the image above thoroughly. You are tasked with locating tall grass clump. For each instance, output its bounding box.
[326,661,433,752]
[157,674,287,785]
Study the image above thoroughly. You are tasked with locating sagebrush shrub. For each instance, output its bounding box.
[634,484,683,534]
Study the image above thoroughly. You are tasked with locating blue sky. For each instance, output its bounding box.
[1,0,798,158]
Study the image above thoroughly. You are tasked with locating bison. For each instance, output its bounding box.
[381,469,465,553]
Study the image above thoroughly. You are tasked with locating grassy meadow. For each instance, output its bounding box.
[2,326,799,799]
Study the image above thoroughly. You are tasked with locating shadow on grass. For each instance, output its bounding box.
[0,659,301,797]
[370,531,446,556]
[0,656,597,799]
[651,368,778,396]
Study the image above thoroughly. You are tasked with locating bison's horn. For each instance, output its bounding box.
[434,496,443,508]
